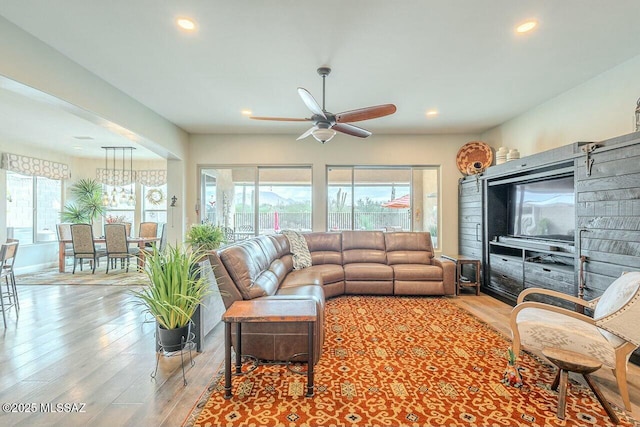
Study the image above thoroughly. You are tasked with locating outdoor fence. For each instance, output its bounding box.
[231,211,411,231]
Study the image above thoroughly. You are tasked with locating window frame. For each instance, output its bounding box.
[5,171,62,245]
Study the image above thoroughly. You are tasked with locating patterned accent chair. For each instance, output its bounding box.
[510,271,640,411]
[105,223,140,273]
[70,224,106,274]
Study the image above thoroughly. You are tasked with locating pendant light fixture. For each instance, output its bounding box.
[101,146,136,207]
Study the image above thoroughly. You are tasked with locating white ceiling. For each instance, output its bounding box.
[1,0,640,155]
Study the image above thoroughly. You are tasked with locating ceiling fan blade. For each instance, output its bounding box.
[335,104,397,123]
[297,88,326,119]
[249,116,311,122]
[332,123,372,138]
[296,126,317,140]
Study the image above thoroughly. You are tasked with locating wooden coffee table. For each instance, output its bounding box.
[222,299,317,399]
[542,347,619,424]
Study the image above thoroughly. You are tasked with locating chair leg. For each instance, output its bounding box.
[106,257,110,274]
[613,364,632,412]
[92,257,96,274]
[11,272,18,310]
[0,285,6,328]
[72,258,77,274]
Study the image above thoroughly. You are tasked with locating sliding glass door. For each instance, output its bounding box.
[327,165,439,246]
[200,166,312,241]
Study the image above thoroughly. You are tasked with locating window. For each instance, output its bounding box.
[258,167,312,234]
[6,172,61,244]
[200,166,312,240]
[103,183,136,231]
[327,166,439,247]
[142,184,167,224]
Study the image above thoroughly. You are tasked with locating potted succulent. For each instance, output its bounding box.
[185,222,226,251]
[131,245,211,351]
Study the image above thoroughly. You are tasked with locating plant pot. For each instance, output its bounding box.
[157,323,191,352]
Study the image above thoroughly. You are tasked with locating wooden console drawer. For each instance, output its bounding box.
[524,262,576,308]
[488,254,524,299]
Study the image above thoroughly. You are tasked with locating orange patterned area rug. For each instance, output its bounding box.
[184,296,635,427]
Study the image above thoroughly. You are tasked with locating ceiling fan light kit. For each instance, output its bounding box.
[250,67,396,144]
[312,127,336,144]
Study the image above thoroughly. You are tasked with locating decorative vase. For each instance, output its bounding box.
[502,362,523,388]
[157,323,191,352]
[496,147,508,165]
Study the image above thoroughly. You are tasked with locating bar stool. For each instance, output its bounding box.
[0,240,19,328]
[542,347,619,424]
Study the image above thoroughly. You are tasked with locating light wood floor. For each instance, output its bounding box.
[1,285,638,426]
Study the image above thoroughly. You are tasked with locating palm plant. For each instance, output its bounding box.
[131,245,211,330]
[61,178,106,224]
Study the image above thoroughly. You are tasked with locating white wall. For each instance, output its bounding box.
[0,17,189,269]
[188,133,479,255]
[482,54,640,155]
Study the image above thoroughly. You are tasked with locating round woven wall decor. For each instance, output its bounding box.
[456,141,493,175]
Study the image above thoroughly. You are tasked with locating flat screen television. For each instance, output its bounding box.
[508,175,575,242]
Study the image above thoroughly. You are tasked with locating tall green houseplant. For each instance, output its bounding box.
[131,245,211,330]
[61,178,106,224]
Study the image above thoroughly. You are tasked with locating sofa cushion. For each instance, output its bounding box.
[342,231,386,264]
[282,230,312,270]
[384,232,433,265]
[392,264,442,281]
[280,268,323,289]
[344,263,393,280]
[306,264,344,284]
[218,240,269,300]
[304,232,343,265]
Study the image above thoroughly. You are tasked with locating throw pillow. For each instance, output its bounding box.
[282,230,312,270]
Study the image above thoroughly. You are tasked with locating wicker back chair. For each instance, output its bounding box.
[105,223,139,273]
[70,224,105,274]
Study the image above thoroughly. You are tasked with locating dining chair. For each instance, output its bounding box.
[139,222,158,248]
[105,223,139,273]
[141,223,167,260]
[56,223,74,266]
[122,222,132,237]
[70,223,105,274]
[0,240,19,327]
[510,271,640,411]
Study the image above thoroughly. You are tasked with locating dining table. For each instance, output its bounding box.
[58,236,160,273]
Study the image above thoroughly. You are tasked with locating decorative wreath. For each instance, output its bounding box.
[145,188,165,206]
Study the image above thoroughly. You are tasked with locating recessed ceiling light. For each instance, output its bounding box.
[241,109,252,116]
[72,146,83,150]
[516,19,537,34]
[176,17,196,31]
[426,110,439,117]
[73,135,94,140]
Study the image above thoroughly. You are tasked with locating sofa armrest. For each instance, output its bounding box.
[433,257,456,295]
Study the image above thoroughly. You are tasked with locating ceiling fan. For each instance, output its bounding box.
[250,67,397,143]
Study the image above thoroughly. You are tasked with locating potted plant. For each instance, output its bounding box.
[61,178,106,224]
[185,223,226,251]
[131,245,211,351]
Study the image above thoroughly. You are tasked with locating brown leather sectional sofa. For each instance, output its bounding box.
[209,231,455,365]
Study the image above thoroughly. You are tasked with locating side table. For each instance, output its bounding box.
[542,347,619,424]
[222,299,317,399]
[441,254,481,295]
